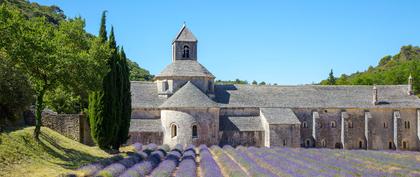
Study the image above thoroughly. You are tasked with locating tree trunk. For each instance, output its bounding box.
[34,89,45,140]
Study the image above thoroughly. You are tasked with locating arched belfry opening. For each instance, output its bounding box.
[183,45,190,58]
[171,124,178,138]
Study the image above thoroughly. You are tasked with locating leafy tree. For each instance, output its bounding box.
[252,80,258,85]
[378,55,392,66]
[0,54,34,128]
[259,81,266,85]
[127,59,153,81]
[0,5,108,139]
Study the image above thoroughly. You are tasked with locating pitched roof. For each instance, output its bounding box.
[159,82,218,108]
[173,25,197,42]
[131,82,420,109]
[156,60,215,78]
[130,119,162,132]
[219,116,264,131]
[214,84,420,109]
[261,108,301,124]
[131,81,165,108]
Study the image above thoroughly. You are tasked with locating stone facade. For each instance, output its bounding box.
[128,24,420,151]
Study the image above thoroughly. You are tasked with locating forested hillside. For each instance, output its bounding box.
[0,0,152,117]
[320,45,420,95]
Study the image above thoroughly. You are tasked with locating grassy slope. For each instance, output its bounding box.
[0,127,110,177]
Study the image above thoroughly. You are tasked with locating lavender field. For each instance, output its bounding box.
[72,143,420,177]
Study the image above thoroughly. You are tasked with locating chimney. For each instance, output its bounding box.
[372,85,378,105]
[408,74,414,95]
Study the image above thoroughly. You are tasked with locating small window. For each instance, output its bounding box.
[182,45,190,58]
[302,121,308,128]
[321,139,326,147]
[330,121,336,128]
[171,124,177,138]
[384,122,388,128]
[318,122,323,128]
[283,139,287,146]
[405,121,411,129]
[348,121,353,128]
[192,125,198,138]
[359,141,363,149]
[161,80,168,92]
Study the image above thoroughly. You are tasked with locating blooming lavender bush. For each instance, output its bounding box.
[76,155,124,176]
[132,143,142,152]
[94,152,146,177]
[223,145,277,177]
[210,145,247,177]
[149,150,182,177]
[199,145,223,177]
[119,150,165,177]
[175,145,197,177]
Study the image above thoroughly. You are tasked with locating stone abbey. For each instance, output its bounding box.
[128,24,420,151]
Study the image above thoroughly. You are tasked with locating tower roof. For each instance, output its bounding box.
[155,60,215,79]
[159,81,217,108]
[173,24,197,42]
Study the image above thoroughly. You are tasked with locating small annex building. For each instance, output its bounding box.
[129,24,420,151]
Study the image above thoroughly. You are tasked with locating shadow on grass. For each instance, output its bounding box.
[38,131,107,170]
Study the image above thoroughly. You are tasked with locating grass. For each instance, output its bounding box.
[0,126,111,177]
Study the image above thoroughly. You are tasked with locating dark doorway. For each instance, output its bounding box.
[389,142,394,149]
[335,142,343,149]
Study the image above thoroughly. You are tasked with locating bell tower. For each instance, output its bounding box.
[172,24,197,61]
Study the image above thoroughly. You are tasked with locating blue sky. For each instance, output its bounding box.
[32,0,420,85]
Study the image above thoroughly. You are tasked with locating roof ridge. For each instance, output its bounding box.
[159,82,217,108]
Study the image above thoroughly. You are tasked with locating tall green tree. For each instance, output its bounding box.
[115,47,131,148]
[327,69,336,85]
[99,11,107,43]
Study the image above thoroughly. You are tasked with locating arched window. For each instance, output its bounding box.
[318,122,323,128]
[305,139,311,147]
[348,120,353,128]
[171,124,177,138]
[192,125,198,138]
[384,122,388,128]
[182,45,190,58]
[302,121,308,128]
[330,121,336,128]
[321,139,326,147]
[283,139,287,146]
[359,140,363,149]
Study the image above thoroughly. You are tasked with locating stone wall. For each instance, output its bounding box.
[42,113,92,144]
[269,124,301,147]
[219,131,264,147]
[127,131,163,145]
[293,108,420,151]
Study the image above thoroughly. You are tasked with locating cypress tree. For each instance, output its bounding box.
[107,27,120,150]
[99,11,107,43]
[327,69,336,85]
[116,47,131,147]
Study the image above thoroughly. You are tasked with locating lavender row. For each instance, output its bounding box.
[175,145,197,177]
[223,145,277,177]
[149,148,182,177]
[210,145,248,177]
[199,145,223,177]
[119,150,165,177]
[94,151,147,177]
